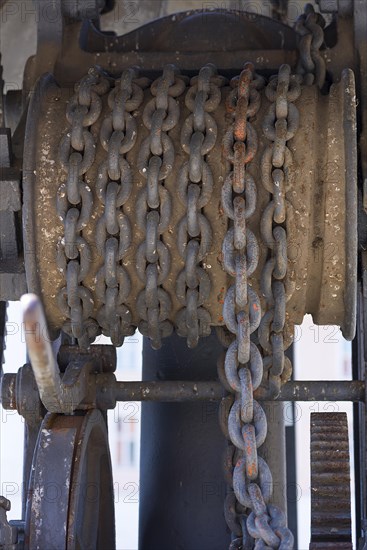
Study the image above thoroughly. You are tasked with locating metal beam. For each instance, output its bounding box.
[112,380,365,403]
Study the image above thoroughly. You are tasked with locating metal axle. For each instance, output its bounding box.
[112,380,365,403]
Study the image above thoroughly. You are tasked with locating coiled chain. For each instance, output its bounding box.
[295,3,326,88]
[258,64,300,400]
[57,68,109,348]
[176,64,225,347]
[220,63,294,549]
[95,68,148,346]
[136,65,186,349]
[54,62,302,546]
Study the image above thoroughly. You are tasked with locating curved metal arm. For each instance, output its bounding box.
[21,294,87,413]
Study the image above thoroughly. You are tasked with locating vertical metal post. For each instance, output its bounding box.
[353,274,367,547]
[139,333,230,549]
[261,402,287,514]
[22,425,38,519]
[286,407,298,548]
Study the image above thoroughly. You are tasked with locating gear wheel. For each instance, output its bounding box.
[310,412,352,548]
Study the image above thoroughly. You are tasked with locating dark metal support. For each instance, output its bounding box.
[261,402,287,514]
[114,380,365,403]
[286,406,298,549]
[353,256,367,548]
[139,333,231,550]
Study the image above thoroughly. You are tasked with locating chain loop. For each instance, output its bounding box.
[137,65,187,348]
[57,68,109,347]
[259,64,299,400]
[295,3,326,88]
[176,64,225,347]
[95,68,147,346]
[219,62,294,548]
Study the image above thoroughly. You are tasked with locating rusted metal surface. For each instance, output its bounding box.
[269,380,365,402]
[218,62,295,547]
[57,343,116,372]
[110,380,366,403]
[310,412,352,548]
[25,409,115,549]
[23,9,299,90]
[2,375,365,412]
[1,3,364,548]
[0,496,17,549]
[23,67,357,345]
[66,409,115,549]
[21,294,91,413]
[113,380,225,402]
[25,415,77,548]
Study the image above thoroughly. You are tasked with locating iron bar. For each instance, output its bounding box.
[112,380,366,403]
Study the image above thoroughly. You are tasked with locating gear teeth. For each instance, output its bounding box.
[310,412,352,545]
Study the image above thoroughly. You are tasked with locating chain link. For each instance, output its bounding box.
[136,65,187,349]
[57,67,110,348]
[295,3,326,88]
[95,67,148,346]
[259,64,299,402]
[219,62,294,548]
[176,64,226,347]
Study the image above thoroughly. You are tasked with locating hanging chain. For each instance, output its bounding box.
[219,62,294,548]
[136,65,187,349]
[295,3,326,88]
[57,68,110,348]
[94,67,149,346]
[175,64,226,347]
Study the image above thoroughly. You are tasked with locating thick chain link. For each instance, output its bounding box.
[95,68,149,346]
[220,63,294,549]
[57,68,110,348]
[136,65,187,349]
[176,64,226,347]
[295,3,326,88]
[258,64,300,401]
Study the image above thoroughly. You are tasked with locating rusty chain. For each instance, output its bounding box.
[57,68,110,348]
[176,63,226,347]
[258,64,300,401]
[50,54,313,548]
[95,68,149,346]
[219,63,294,548]
[295,3,326,88]
[136,65,187,349]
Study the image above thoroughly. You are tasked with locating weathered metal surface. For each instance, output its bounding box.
[353,251,367,548]
[66,409,115,549]
[342,68,358,340]
[25,410,115,549]
[113,380,226,402]
[25,416,77,548]
[23,67,357,345]
[0,3,364,548]
[218,62,294,547]
[310,412,352,548]
[0,128,26,301]
[21,293,90,413]
[111,380,366,403]
[0,497,17,549]
[2,375,365,412]
[57,343,116,372]
[23,10,299,91]
[353,0,367,198]
[288,70,357,337]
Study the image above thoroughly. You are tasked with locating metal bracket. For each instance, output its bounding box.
[0,497,17,550]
